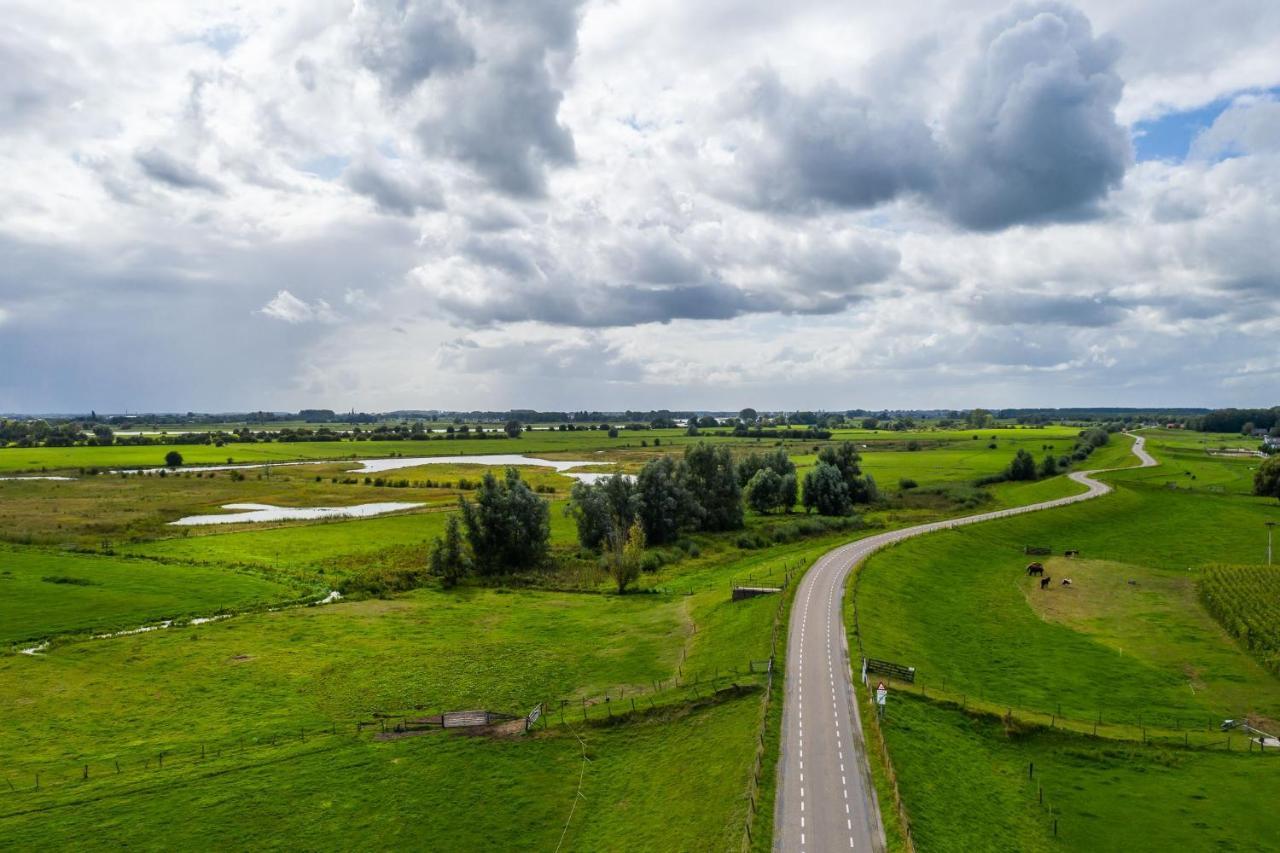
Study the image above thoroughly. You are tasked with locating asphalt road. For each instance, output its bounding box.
[773,434,1155,851]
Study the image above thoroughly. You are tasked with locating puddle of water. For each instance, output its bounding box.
[168,502,424,526]
[565,472,635,485]
[0,476,77,481]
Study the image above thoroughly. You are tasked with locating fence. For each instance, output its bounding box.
[849,548,918,850]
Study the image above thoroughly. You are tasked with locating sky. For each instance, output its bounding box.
[1,0,1278,414]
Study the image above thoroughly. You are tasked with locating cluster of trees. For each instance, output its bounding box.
[801,443,877,515]
[427,469,551,588]
[565,443,743,591]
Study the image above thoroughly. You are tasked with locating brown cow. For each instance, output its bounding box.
[1026,562,1045,576]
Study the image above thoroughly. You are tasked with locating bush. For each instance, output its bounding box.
[899,478,918,490]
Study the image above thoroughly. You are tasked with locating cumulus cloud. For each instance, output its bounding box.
[258,290,340,324]
[3,0,1280,411]
[353,0,476,96]
[1189,94,1280,159]
[730,2,1130,230]
[940,2,1130,228]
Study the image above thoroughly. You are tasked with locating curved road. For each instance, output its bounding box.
[774,434,1156,851]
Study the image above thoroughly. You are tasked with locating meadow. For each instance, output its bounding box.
[2,422,1248,850]
[853,430,1280,849]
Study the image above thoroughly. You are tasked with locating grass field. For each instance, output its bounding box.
[881,694,1280,852]
[5,423,1267,849]
[853,431,1280,850]
[0,691,761,852]
[0,545,301,644]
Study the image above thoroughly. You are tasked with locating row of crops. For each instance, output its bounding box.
[1200,564,1280,674]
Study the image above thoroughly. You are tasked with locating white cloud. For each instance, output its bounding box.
[258,290,339,324]
[1,0,1278,411]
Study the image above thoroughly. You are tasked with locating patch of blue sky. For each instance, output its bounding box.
[298,155,350,180]
[1134,87,1280,163]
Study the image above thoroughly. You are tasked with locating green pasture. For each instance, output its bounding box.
[854,432,1280,851]
[0,691,760,852]
[0,546,300,645]
[855,484,1280,726]
[882,695,1280,852]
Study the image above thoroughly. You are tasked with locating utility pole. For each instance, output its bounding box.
[1267,521,1276,566]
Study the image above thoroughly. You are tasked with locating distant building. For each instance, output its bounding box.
[1264,435,1280,450]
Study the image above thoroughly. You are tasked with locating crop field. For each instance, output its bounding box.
[1200,564,1280,675]
[853,431,1280,849]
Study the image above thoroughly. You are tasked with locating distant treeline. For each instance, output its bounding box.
[1189,407,1280,434]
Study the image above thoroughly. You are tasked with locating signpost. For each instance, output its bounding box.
[875,681,888,721]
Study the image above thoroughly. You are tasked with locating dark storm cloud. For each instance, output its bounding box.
[134,148,224,193]
[736,2,1130,230]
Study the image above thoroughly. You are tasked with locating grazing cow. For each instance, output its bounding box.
[1061,578,1073,586]
[1064,549,1079,558]
[1040,576,1052,590]
[1026,562,1045,576]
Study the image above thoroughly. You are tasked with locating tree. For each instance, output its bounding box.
[1254,456,1280,499]
[817,442,876,502]
[1038,453,1059,479]
[567,474,637,550]
[607,427,619,438]
[777,472,798,512]
[967,408,994,429]
[164,450,183,467]
[861,417,879,430]
[746,468,782,514]
[459,468,550,574]
[1242,421,1257,436]
[1007,449,1037,481]
[504,420,522,438]
[428,515,470,588]
[683,442,743,531]
[92,425,114,444]
[608,520,646,594]
[802,463,852,516]
[685,421,700,436]
[742,449,797,513]
[739,407,758,425]
[636,455,693,544]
